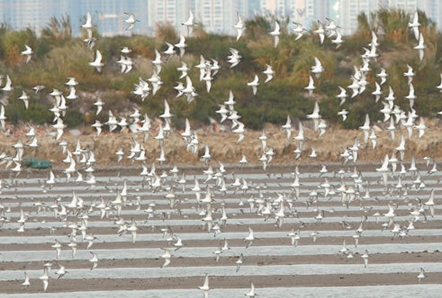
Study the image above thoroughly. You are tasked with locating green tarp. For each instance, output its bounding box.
[22,157,52,169]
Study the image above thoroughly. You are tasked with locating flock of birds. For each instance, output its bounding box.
[0,8,440,297]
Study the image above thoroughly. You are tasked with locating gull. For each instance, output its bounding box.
[372,82,382,102]
[152,49,163,74]
[409,11,421,41]
[124,12,139,31]
[318,119,328,137]
[39,266,49,291]
[247,74,259,95]
[89,251,99,270]
[403,112,414,138]
[81,11,93,30]
[239,153,248,168]
[22,272,30,289]
[236,253,244,272]
[117,56,133,74]
[369,129,377,149]
[149,70,163,95]
[160,100,173,120]
[221,238,231,252]
[385,86,396,104]
[216,105,228,123]
[174,81,184,97]
[213,244,222,262]
[293,121,305,148]
[245,282,257,297]
[201,143,211,164]
[428,161,438,175]
[198,273,210,298]
[233,121,245,143]
[305,75,315,97]
[46,170,56,185]
[263,64,275,83]
[436,74,442,93]
[311,57,324,78]
[348,76,360,98]
[414,117,426,139]
[28,136,38,148]
[55,263,68,279]
[89,49,104,72]
[173,234,184,250]
[225,89,236,109]
[325,17,338,37]
[227,48,241,68]
[211,58,221,76]
[164,42,176,60]
[414,32,426,61]
[2,74,13,91]
[233,12,246,41]
[338,109,348,121]
[52,117,66,141]
[160,248,172,268]
[417,267,425,283]
[361,250,369,268]
[65,76,78,87]
[425,189,435,217]
[21,44,33,63]
[83,26,96,49]
[244,226,255,248]
[313,20,325,44]
[307,101,321,131]
[269,21,280,48]
[336,86,347,106]
[182,9,194,36]
[396,134,406,160]
[183,76,197,103]
[377,67,388,85]
[121,46,131,54]
[127,218,138,243]
[339,240,349,258]
[18,90,30,109]
[130,107,141,124]
[331,31,343,48]
[67,238,77,258]
[292,22,306,40]
[106,110,118,132]
[282,115,292,139]
[359,114,370,144]
[33,85,45,93]
[403,64,415,85]
[288,228,301,246]
[380,102,391,122]
[203,68,213,92]
[195,55,207,81]
[66,86,77,99]
[174,34,187,57]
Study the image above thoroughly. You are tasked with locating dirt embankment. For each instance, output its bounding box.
[1,119,441,170]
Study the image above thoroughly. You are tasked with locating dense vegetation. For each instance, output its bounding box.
[0,9,441,131]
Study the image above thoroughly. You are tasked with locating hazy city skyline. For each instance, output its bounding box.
[0,0,441,37]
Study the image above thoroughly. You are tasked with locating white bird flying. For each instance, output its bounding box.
[269,21,280,48]
[89,49,104,72]
[124,12,139,31]
[21,45,33,63]
[233,12,246,41]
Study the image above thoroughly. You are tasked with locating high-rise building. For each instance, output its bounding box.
[335,0,388,35]
[194,0,248,35]
[147,0,192,36]
[388,0,418,11]
[0,0,441,37]
[0,0,148,37]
